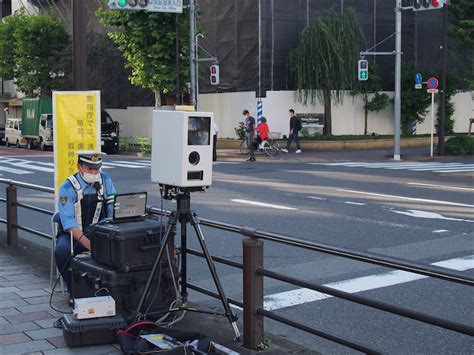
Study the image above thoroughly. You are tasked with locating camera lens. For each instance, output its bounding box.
[188,151,200,166]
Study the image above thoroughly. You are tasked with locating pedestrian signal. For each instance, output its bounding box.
[358,60,368,81]
[210,65,220,86]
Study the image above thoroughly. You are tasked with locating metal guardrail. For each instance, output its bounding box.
[1,177,473,353]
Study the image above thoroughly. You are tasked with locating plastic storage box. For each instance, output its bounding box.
[61,313,127,347]
[89,217,174,272]
[71,254,176,320]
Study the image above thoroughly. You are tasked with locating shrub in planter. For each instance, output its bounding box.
[445,135,474,155]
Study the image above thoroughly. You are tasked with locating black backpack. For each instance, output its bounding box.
[294,117,302,131]
[117,321,215,354]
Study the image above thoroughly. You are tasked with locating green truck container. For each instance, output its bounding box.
[21,98,53,150]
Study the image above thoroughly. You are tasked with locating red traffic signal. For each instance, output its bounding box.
[210,65,220,85]
[412,0,443,11]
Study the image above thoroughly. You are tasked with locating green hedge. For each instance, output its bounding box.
[445,135,474,155]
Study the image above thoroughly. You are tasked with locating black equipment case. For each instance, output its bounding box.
[71,254,177,321]
[89,217,174,272]
[61,313,127,347]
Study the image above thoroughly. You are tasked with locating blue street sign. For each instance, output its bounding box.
[415,73,422,85]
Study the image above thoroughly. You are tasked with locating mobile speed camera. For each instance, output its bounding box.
[151,110,214,188]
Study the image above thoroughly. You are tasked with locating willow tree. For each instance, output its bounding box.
[289,9,362,135]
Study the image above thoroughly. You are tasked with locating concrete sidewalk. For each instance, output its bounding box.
[0,232,316,354]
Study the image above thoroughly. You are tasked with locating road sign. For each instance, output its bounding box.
[427,77,439,90]
[108,0,183,13]
[427,88,439,93]
[415,73,422,84]
[415,84,422,89]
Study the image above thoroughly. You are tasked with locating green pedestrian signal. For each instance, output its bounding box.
[358,59,368,81]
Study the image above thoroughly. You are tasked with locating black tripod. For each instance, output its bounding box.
[134,188,241,341]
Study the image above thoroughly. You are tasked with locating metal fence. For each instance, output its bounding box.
[1,178,473,354]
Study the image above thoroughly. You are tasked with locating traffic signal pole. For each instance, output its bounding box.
[394,0,402,161]
[190,0,197,107]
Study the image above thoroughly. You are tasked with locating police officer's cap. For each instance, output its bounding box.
[75,150,106,169]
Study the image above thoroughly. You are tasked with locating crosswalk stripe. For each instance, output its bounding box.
[112,160,151,167]
[102,162,146,168]
[13,163,54,172]
[0,165,33,174]
[264,255,474,311]
[310,162,474,173]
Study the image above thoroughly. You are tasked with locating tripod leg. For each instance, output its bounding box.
[134,213,178,320]
[190,214,241,341]
[180,219,188,303]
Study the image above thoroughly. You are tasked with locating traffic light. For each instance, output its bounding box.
[210,64,220,85]
[358,59,368,81]
[108,0,184,13]
[412,0,443,11]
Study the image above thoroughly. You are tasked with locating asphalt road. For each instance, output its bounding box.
[0,146,473,354]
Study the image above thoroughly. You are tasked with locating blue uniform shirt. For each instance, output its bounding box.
[58,172,117,231]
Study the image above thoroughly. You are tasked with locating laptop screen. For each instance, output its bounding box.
[113,192,147,220]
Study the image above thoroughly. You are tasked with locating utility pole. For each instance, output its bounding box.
[176,13,181,105]
[72,0,87,90]
[393,0,402,161]
[189,0,197,107]
[438,4,448,156]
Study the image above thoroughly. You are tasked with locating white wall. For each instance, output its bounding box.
[107,91,473,140]
[107,107,154,138]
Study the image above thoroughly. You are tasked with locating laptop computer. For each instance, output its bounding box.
[112,192,147,222]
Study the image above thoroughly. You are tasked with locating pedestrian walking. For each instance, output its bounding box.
[281,109,302,153]
[212,120,219,161]
[243,109,256,161]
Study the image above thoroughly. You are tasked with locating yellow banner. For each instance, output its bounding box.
[53,91,101,203]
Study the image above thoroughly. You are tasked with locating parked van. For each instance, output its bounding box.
[5,118,27,148]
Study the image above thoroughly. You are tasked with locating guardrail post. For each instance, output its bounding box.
[243,235,264,349]
[6,184,18,247]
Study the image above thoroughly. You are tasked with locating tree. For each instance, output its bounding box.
[289,9,363,135]
[0,10,70,97]
[97,7,190,108]
[351,67,390,135]
[449,0,474,89]
[400,64,431,135]
[14,13,70,97]
[0,12,27,81]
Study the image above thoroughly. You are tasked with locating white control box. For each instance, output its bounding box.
[73,296,116,320]
[151,110,213,188]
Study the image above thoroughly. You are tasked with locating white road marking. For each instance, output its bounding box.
[112,160,151,167]
[264,255,474,311]
[310,162,474,174]
[433,230,449,233]
[102,162,147,168]
[231,199,298,211]
[0,165,33,174]
[336,188,474,208]
[13,163,53,172]
[392,209,474,223]
[308,196,326,201]
[407,182,474,192]
[344,201,366,206]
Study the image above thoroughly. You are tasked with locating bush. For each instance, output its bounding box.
[445,135,474,155]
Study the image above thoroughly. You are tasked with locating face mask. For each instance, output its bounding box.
[80,168,101,185]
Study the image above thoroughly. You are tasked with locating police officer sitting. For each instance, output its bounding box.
[55,151,116,297]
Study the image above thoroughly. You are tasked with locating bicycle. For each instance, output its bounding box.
[239,134,282,157]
